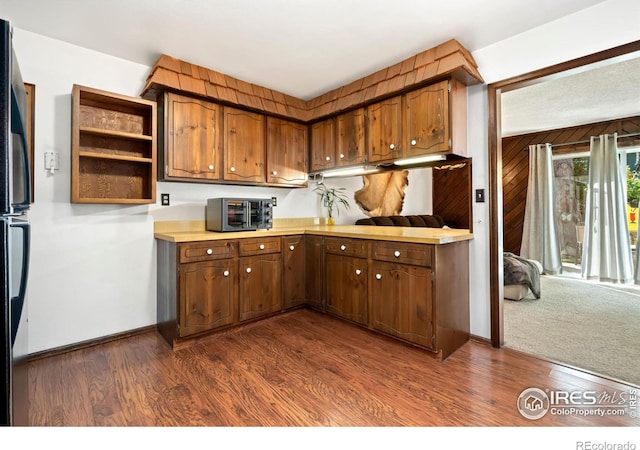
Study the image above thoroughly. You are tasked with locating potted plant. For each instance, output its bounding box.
[314,183,351,225]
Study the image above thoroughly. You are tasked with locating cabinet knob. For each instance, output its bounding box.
[411,139,417,146]
[325,156,331,161]
[394,250,401,258]
[208,165,214,170]
[206,249,213,255]
[339,153,345,159]
[246,267,252,273]
[340,245,346,251]
[389,144,395,150]
[223,270,229,277]
[289,245,295,251]
[375,273,382,280]
[259,244,265,250]
[230,166,236,172]
[272,170,278,176]
[355,269,361,276]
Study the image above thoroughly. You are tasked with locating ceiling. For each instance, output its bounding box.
[0,0,609,100]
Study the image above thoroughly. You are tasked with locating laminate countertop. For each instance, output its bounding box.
[154,222,473,245]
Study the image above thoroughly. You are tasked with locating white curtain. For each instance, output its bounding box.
[581,134,634,284]
[521,143,563,274]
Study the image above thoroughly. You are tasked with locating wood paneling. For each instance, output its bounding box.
[502,116,640,254]
[432,160,472,230]
[28,310,639,426]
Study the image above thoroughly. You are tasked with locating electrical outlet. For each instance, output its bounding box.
[271,196,277,206]
[161,193,170,206]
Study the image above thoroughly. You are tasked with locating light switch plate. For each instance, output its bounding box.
[475,189,485,203]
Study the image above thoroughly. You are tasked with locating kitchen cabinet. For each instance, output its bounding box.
[156,240,238,346]
[155,229,469,359]
[160,92,222,181]
[325,254,367,325]
[283,235,306,310]
[266,117,308,186]
[304,235,325,311]
[370,261,433,348]
[71,84,156,203]
[366,96,403,164]
[224,107,266,183]
[309,118,336,172]
[238,237,282,321]
[324,237,368,325]
[402,79,467,158]
[336,108,365,166]
[180,258,238,337]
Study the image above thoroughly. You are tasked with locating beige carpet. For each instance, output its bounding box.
[504,275,640,386]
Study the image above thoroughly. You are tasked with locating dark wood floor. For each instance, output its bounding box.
[28,309,639,426]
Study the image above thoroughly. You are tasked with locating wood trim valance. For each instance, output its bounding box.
[141,39,484,123]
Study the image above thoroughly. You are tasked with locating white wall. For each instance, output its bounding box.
[14,0,640,353]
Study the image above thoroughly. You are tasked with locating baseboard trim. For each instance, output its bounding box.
[26,325,157,362]
[469,334,492,346]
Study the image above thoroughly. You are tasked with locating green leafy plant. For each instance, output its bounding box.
[314,184,351,218]
[628,166,640,208]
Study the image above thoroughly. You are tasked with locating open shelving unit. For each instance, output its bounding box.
[71,84,157,204]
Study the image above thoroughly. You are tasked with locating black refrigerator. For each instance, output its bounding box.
[1,18,31,426]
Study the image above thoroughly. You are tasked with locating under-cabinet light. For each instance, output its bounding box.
[320,166,381,178]
[393,154,447,166]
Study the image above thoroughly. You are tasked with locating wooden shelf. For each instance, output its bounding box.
[79,151,153,164]
[79,126,153,141]
[71,84,157,204]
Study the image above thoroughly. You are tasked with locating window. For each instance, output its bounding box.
[553,147,639,268]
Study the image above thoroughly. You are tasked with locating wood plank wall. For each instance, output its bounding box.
[433,160,472,231]
[502,116,640,254]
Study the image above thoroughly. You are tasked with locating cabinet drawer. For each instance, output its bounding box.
[371,242,432,267]
[324,237,368,258]
[179,240,237,263]
[239,236,281,256]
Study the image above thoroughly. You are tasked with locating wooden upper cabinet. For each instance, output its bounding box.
[266,117,308,186]
[403,80,450,157]
[164,92,221,181]
[224,107,266,183]
[402,79,467,158]
[336,108,365,166]
[309,118,336,172]
[366,96,403,164]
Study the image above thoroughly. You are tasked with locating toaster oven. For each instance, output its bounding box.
[206,198,273,232]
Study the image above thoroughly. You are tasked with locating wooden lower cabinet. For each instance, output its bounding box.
[370,261,433,348]
[180,259,238,337]
[283,236,306,310]
[156,234,469,359]
[325,254,367,325]
[239,253,283,321]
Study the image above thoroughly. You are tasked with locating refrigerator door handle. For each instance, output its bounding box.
[9,221,29,345]
[11,88,31,212]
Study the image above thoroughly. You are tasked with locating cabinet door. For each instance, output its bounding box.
[224,107,266,182]
[266,117,308,186]
[179,259,237,337]
[370,261,434,348]
[336,108,365,166]
[325,254,367,325]
[283,236,306,309]
[165,92,221,180]
[366,96,403,163]
[239,253,283,321]
[309,118,336,172]
[403,80,450,157]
